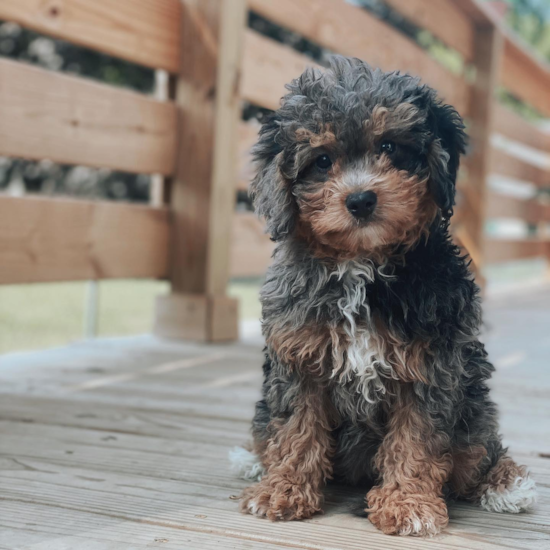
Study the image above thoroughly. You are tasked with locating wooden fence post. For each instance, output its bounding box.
[154,0,247,342]
[457,23,503,274]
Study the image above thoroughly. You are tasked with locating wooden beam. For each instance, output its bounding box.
[501,40,550,118]
[484,238,548,263]
[0,0,182,72]
[382,0,474,61]
[0,197,279,285]
[237,121,260,191]
[246,0,470,116]
[241,30,316,111]
[491,148,549,188]
[462,24,503,268]
[231,211,274,277]
[155,0,247,342]
[154,293,239,342]
[0,196,170,284]
[451,0,550,117]
[486,192,550,224]
[0,58,177,175]
[493,103,550,152]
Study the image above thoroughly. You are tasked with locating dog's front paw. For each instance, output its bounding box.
[240,478,322,521]
[240,482,272,518]
[366,485,448,536]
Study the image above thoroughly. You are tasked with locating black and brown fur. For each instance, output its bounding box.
[235,57,536,536]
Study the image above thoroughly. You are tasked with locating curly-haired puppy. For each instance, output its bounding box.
[230,57,536,536]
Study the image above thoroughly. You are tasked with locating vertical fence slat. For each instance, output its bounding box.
[457,25,503,272]
[154,0,247,342]
[150,70,171,207]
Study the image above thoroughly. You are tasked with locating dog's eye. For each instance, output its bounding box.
[315,154,333,170]
[380,141,396,154]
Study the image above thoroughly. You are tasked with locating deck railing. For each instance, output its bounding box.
[0,0,549,341]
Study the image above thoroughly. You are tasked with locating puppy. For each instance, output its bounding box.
[231,56,536,536]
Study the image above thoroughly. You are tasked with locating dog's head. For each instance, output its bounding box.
[250,56,467,260]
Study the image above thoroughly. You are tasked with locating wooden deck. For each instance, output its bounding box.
[1,286,549,549]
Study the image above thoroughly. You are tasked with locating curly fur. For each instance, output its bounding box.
[236,56,536,536]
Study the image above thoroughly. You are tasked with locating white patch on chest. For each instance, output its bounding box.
[329,261,394,402]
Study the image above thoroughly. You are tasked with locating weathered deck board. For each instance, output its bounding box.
[1,287,550,549]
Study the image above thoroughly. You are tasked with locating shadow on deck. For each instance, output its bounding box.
[1,285,549,549]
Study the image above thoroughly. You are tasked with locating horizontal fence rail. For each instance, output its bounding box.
[484,239,549,264]
[0,196,266,283]
[384,0,475,61]
[247,0,470,115]
[231,212,275,278]
[491,149,548,188]
[0,0,182,72]
[500,31,550,117]
[0,0,548,311]
[0,196,170,283]
[0,59,178,175]
[486,192,550,224]
[493,104,550,151]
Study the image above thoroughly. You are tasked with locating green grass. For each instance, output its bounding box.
[0,279,262,355]
[2,262,546,355]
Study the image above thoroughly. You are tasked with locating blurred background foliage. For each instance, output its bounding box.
[496,0,550,119]
[504,0,550,59]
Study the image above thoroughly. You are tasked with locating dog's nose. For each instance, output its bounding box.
[345,191,377,220]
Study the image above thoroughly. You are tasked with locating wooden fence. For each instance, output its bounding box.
[0,0,549,341]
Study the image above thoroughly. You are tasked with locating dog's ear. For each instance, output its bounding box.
[250,114,297,241]
[425,99,467,218]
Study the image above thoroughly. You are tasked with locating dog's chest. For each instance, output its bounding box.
[325,263,395,406]
[264,259,396,407]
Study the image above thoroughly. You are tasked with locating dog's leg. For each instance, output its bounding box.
[475,455,537,513]
[366,384,452,536]
[447,356,537,513]
[240,387,334,521]
[450,443,536,513]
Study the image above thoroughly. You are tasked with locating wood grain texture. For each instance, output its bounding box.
[241,29,316,111]
[501,39,550,118]
[451,0,550,117]
[486,192,550,224]
[493,103,550,151]
[0,0,182,72]
[207,0,248,296]
[155,293,239,342]
[157,0,246,342]
[231,211,274,277]
[1,288,550,550]
[169,0,246,297]
[0,199,269,285]
[484,238,548,263]
[450,0,491,23]
[491,148,549,187]
[462,26,503,269]
[0,196,170,283]
[383,0,474,60]
[0,58,177,175]
[237,121,260,190]
[246,0,470,115]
